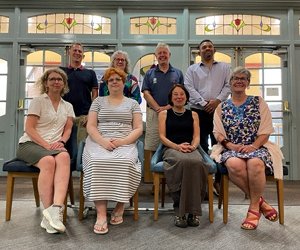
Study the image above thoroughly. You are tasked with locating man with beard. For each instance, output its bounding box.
[142,43,184,192]
[184,39,231,196]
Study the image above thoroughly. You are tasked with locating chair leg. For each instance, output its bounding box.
[133,188,139,221]
[63,193,67,222]
[276,179,284,224]
[207,174,214,222]
[68,175,75,205]
[79,172,84,220]
[5,174,14,221]
[161,178,166,208]
[218,175,224,209]
[223,175,229,224]
[153,173,160,221]
[32,177,40,207]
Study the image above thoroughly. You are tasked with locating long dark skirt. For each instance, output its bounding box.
[162,147,210,217]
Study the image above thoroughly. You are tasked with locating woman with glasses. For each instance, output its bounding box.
[99,50,142,104]
[16,68,75,234]
[211,66,283,230]
[83,67,143,234]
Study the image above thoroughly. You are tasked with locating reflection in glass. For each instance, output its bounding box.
[27,51,43,66]
[264,69,281,84]
[245,53,262,68]
[0,59,8,73]
[264,53,280,67]
[0,76,7,100]
[0,102,6,116]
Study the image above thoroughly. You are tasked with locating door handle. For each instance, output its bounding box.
[283,100,290,113]
[17,99,24,110]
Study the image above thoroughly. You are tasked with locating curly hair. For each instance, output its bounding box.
[35,67,69,96]
[103,67,127,83]
[109,50,131,74]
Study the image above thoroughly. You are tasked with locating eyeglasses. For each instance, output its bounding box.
[48,77,63,82]
[232,76,248,82]
[114,58,126,63]
[107,77,122,83]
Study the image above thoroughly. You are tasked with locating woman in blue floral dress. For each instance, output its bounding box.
[211,66,283,230]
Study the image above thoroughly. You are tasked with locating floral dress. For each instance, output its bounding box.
[220,95,273,173]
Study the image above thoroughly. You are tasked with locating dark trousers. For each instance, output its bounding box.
[192,108,220,183]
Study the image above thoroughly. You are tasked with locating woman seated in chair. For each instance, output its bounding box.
[211,66,284,230]
[158,84,210,228]
[16,68,75,234]
[83,67,143,235]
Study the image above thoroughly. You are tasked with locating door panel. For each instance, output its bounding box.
[0,45,12,174]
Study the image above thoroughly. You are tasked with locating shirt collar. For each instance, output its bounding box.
[199,60,218,66]
[67,65,84,70]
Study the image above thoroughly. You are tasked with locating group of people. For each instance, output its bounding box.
[15,39,284,235]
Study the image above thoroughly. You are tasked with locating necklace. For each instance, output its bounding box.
[172,108,185,116]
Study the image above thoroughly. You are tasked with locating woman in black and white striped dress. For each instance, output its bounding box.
[83,67,143,235]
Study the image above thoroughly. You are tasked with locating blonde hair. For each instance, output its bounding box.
[35,68,69,96]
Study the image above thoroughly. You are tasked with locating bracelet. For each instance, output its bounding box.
[193,146,196,151]
[250,144,258,150]
[59,140,66,146]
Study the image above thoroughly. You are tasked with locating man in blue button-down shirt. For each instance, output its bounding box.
[185,39,231,195]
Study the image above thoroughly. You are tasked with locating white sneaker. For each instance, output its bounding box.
[43,205,66,233]
[40,216,59,234]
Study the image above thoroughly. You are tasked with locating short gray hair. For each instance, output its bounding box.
[155,43,170,53]
[109,50,131,74]
[229,66,251,83]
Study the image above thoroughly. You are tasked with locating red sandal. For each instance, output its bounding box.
[259,197,279,222]
[241,209,261,230]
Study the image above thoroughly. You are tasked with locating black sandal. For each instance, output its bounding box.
[174,215,187,228]
[187,214,200,227]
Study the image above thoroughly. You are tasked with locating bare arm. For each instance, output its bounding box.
[143,90,171,113]
[25,115,51,150]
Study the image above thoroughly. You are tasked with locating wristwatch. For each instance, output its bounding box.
[221,139,230,148]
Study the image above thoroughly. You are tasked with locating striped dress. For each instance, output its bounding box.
[82,96,142,202]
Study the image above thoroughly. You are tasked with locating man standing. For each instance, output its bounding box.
[184,39,231,195]
[61,43,98,144]
[142,43,184,188]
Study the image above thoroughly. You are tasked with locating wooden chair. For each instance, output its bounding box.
[217,163,289,224]
[76,140,144,221]
[2,125,78,221]
[150,143,217,222]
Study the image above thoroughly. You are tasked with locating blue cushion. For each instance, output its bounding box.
[151,162,164,173]
[3,158,39,173]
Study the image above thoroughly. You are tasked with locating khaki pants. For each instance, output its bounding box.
[73,115,88,145]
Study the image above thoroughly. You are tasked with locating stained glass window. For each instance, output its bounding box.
[0,15,9,33]
[196,15,280,35]
[28,13,111,34]
[130,17,176,34]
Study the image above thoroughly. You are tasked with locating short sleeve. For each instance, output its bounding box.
[90,97,102,113]
[28,97,42,117]
[131,99,142,114]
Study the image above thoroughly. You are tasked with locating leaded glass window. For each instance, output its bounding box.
[28,13,111,34]
[0,15,9,33]
[130,17,176,34]
[196,15,280,35]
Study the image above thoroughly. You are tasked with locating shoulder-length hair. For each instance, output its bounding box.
[109,50,131,74]
[35,67,69,96]
[168,84,189,106]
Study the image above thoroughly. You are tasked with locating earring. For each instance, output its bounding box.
[247,85,250,89]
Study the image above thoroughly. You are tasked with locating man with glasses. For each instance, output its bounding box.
[184,39,231,196]
[142,43,184,192]
[61,42,98,144]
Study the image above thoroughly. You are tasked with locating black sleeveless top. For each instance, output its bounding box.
[165,109,194,144]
